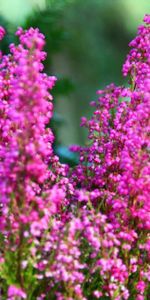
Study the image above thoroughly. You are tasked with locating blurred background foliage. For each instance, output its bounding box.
[0,0,149,164]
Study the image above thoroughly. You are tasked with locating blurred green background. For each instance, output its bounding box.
[0,0,149,163]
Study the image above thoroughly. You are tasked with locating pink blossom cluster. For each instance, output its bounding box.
[71,15,150,299]
[0,15,150,300]
[0,26,5,41]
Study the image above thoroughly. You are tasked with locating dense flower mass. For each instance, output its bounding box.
[71,15,150,299]
[0,15,150,300]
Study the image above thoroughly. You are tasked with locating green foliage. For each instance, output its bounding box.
[53,77,74,96]
[0,15,16,53]
[25,8,66,69]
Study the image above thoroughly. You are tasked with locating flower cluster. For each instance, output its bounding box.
[0,15,149,300]
[71,15,150,299]
[0,27,72,299]
[0,26,5,41]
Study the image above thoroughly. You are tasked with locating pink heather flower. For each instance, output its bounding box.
[21,260,28,269]
[143,14,150,24]
[0,26,5,40]
[136,281,146,294]
[136,295,144,300]
[93,290,103,298]
[30,221,42,237]
[8,285,27,299]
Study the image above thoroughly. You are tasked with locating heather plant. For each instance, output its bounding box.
[0,15,150,300]
[71,14,150,299]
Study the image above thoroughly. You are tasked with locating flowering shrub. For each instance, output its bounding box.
[0,15,150,300]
